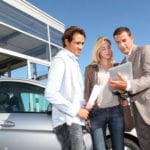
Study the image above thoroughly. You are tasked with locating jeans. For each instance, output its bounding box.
[90,105,124,150]
[55,123,85,150]
[91,128,106,150]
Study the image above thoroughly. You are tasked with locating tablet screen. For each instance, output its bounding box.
[109,62,133,80]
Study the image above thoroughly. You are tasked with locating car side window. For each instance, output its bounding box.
[21,92,49,112]
[0,81,49,113]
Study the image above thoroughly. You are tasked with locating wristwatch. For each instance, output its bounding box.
[120,93,130,100]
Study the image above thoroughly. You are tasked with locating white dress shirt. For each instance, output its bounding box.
[45,49,84,128]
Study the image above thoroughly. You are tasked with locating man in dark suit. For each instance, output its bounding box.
[109,27,150,150]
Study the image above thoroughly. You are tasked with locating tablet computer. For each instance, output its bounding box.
[109,62,133,80]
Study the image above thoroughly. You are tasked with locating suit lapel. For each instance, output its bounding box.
[128,45,140,66]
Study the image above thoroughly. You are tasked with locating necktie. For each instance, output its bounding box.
[125,56,129,62]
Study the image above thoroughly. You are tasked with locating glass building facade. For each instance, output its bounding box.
[0,0,65,82]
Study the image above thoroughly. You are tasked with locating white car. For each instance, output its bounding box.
[0,78,140,150]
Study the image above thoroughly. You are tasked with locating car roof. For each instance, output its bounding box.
[0,78,46,88]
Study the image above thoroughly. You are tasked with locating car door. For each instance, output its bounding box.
[0,80,61,150]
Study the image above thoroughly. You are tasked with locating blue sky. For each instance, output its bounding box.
[28,0,150,75]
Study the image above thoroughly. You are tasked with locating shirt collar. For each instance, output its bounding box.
[64,48,79,62]
[125,45,133,57]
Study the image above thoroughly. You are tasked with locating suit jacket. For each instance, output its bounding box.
[84,64,99,101]
[123,44,150,125]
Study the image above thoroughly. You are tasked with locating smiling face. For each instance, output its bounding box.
[114,31,134,55]
[65,32,85,57]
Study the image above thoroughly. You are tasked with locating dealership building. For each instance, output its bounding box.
[0,0,65,82]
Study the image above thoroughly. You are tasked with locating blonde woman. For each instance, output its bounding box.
[84,37,124,150]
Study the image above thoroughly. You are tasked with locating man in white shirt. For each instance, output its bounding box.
[45,26,89,150]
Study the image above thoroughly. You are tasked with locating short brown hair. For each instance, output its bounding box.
[62,26,86,47]
[113,27,132,37]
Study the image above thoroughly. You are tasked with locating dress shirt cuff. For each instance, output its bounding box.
[74,106,81,117]
[67,105,80,117]
[126,80,131,91]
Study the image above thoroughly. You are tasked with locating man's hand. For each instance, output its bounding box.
[77,108,89,120]
[109,72,127,92]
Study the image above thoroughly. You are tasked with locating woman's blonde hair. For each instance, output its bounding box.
[91,36,114,64]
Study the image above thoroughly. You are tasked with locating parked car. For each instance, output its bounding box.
[0,78,140,150]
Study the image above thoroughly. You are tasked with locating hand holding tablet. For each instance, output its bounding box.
[109,62,133,80]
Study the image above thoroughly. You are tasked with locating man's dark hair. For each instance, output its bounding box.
[113,27,132,37]
[62,26,86,48]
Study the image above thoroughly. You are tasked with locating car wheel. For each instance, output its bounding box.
[106,137,140,150]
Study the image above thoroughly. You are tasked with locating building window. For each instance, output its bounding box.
[23,43,49,60]
[51,45,61,59]
[0,1,48,40]
[30,63,49,82]
[49,27,63,46]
